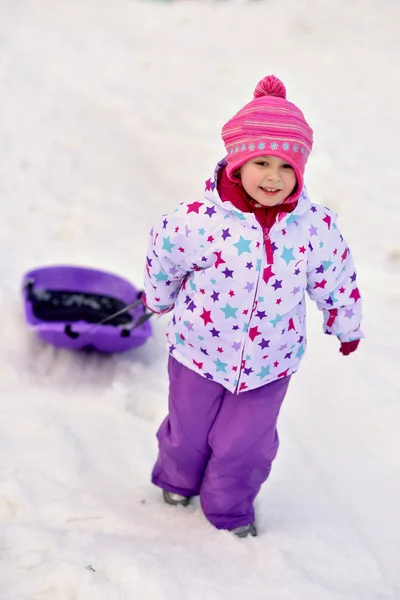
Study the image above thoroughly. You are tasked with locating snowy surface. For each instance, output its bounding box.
[1,0,400,598]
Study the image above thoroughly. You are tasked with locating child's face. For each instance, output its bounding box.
[239,155,297,207]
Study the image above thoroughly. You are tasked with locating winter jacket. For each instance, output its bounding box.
[143,162,363,393]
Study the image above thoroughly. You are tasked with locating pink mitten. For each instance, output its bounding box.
[339,340,360,356]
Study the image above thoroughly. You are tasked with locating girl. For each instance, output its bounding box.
[143,75,363,538]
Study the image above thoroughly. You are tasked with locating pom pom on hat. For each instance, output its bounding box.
[221,74,313,202]
[253,75,286,99]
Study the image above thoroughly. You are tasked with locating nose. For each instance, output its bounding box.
[263,166,280,182]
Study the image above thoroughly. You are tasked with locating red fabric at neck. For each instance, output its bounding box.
[217,167,296,232]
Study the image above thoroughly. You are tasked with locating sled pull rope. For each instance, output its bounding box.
[65,297,152,339]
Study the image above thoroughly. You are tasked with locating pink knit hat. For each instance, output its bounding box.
[221,75,313,199]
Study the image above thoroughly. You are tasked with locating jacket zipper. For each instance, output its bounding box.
[234,223,264,393]
[264,230,274,264]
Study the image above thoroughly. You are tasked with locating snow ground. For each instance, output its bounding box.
[0,0,399,598]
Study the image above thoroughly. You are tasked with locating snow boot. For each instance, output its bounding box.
[231,523,257,538]
[162,489,191,507]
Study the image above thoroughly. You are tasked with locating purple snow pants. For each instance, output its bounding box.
[152,356,291,530]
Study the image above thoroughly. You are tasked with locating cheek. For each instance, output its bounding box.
[286,172,297,191]
[241,172,258,191]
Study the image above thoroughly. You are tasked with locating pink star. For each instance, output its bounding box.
[314,279,327,289]
[187,201,204,214]
[323,213,332,229]
[200,308,213,326]
[350,287,361,302]
[213,251,226,269]
[263,265,275,284]
[249,326,261,341]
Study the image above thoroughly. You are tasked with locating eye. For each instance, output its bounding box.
[282,163,293,169]
[255,161,268,167]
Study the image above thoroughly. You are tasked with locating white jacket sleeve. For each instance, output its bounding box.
[306,209,364,342]
[143,203,199,313]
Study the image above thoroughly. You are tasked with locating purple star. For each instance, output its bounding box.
[345,308,355,318]
[169,266,179,275]
[246,262,253,270]
[309,225,318,237]
[169,344,176,353]
[147,257,152,267]
[294,268,300,275]
[221,228,231,240]
[285,352,292,359]
[298,336,304,344]
[244,282,254,292]
[185,322,194,331]
[244,367,253,376]
[205,206,216,218]
[259,338,270,349]
[272,279,283,290]
[291,286,301,295]
[184,295,191,305]
[222,268,234,278]
[232,325,239,331]
[350,272,357,283]
[185,225,191,237]
[256,311,267,319]
[271,242,278,253]
[204,372,214,379]
[325,297,334,306]
[200,347,209,355]
[210,291,220,303]
[209,327,220,337]
[308,242,314,252]
[232,341,241,351]
[210,180,216,191]
[163,218,168,229]
[278,344,288,351]
[187,301,197,312]
[316,264,325,273]
[201,256,208,262]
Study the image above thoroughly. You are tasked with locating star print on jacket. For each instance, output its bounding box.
[143,162,363,394]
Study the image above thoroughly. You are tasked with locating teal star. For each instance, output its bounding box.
[214,358,228,372]
[281,246,296,265]
[198,335,204,341]
[233,235,252,255]
[232,211,246,221]
[256,259,261,272]
[270,314,283,328]
[190,280,196,291]
[162,236,175,253]
[246,355,252,361]
[175,332,185,346]
[319,241,324,248]
[322,259,333,271]
[258,296,264,303]
[256,365,271,379]
[285,213,300,226]
[154,270,168,281]
[221,303,238,319]
[296,343,305,358]
[198,228,205,235]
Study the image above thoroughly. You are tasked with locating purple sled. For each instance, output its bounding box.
[22,265,152,353]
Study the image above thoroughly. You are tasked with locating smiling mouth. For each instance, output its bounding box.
[260,186,281,195]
